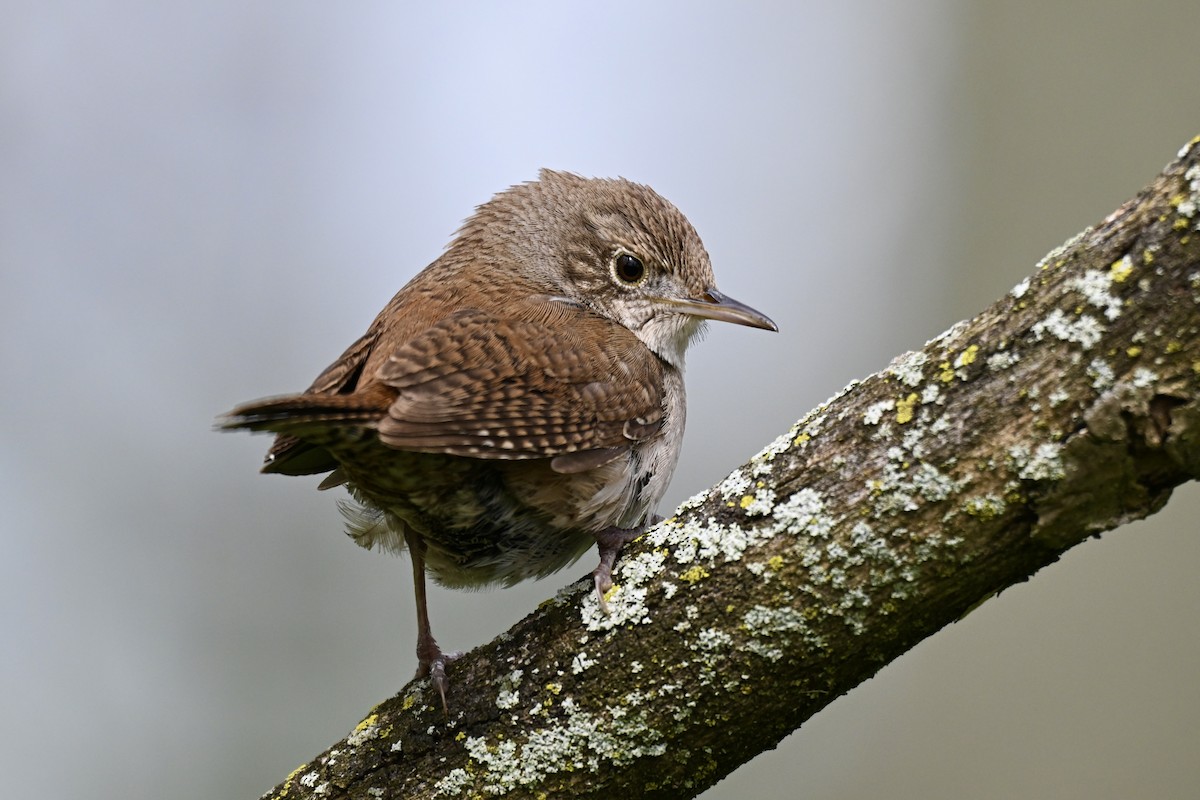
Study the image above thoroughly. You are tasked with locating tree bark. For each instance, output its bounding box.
[262,136,1200,800]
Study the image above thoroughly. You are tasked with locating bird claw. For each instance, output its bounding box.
[593,565,615,615]
[592,518,660,615]
[417,650,463,715]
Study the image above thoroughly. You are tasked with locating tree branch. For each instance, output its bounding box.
[263,136,1200,800]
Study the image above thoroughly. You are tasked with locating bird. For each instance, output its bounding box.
[220,169,776,710]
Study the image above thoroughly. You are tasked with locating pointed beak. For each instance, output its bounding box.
[662,287,778,331]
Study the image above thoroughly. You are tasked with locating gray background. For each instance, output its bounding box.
[3,2,1198,798]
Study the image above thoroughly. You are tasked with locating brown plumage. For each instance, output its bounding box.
[221,170,775,710]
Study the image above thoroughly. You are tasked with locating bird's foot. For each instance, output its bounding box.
[592,515,663,615]
[415,643,463,715]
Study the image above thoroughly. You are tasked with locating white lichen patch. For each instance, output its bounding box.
[908,462,960,502]
[1031,308,1104,349]
[1011,276,1032,299]
[847,521,904,570]
[653,518,737,565]
[1048,389,1070,408]
[495,669,524,710]
[717,469,752,500]
[1131,367,1158,388]
[887,350,928,386]
[863,399,896,425]
[346,714,381,748]
[751,429,796,465]
[571,652,596,675]
[739,487,777,516]
[987,350,1019,371]
[1070,269,1124,320]
[693,626,733,654]
[437,707,668,796]
[929,414,951,435]
[588,488,841,629]
[1009,443,1066,481]
[770,488,837,539]
[581,547,666,630]
[1088,358,1115,390]
[434,769,472,796]
[900,434,923,460]
[868,439,965,518]
[673,487,713,516]
[741,604,814,661]
[1179,164,1200,224]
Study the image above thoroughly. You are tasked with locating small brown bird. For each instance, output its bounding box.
[221,170,775,709]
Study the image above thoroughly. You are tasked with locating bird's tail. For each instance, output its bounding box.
[218,391,390,476]
[218,392,385,434]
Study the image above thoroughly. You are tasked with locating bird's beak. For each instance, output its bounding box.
[663,287,778,332]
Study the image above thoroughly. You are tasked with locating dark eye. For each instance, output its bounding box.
[612,252,646,285]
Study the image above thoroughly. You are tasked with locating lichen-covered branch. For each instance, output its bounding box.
[263,137,1200,800]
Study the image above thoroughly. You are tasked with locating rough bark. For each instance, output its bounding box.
[262,136,1200,800]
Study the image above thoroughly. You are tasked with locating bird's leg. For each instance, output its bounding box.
[404,529,461,714]
[592,515,663,615]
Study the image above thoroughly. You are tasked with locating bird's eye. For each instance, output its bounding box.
[611,252,646,286]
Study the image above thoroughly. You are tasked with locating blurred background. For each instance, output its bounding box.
[3,2,1198,798]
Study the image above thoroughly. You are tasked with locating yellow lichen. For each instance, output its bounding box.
[956,344,979,367]
[964,496,1004,520]
[1127,346,1142,358]
[1166,340,1183,354]
[679,566,710,584]
[277,763,308,799]
[1110,256,1134,282]
[895,393,918,424]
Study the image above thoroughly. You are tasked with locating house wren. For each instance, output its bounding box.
[221,170,776,709]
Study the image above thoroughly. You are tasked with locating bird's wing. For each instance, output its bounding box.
[375,301,665,470]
